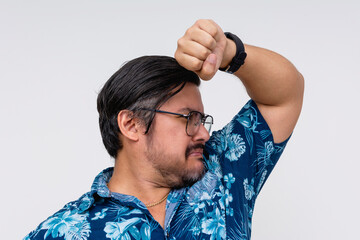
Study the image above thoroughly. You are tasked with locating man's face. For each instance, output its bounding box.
[143,82,210,189]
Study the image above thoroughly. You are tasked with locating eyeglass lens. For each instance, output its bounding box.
[187,112,213,136]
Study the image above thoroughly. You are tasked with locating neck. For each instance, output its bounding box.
[107,149,171,206]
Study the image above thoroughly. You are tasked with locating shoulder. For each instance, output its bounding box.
[204,99,290,186]
[205,100,262,158]
[24,192,150,240]
[24,192,98,240]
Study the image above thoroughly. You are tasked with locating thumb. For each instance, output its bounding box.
[199,53,217,80]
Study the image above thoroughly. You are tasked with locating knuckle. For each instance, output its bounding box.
[200,48,210,59]
[196,19,217,37]
[177,38,189,50]
[208,25,218,37]
[193,59,203,70]
[185,27,195,37]
[205,38,216,49]
[207,19,216,25]
[195,19,205,25]
[174,51,179,60]
[177,38,184,47]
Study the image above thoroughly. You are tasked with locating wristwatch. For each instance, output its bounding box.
[219,32,247,74]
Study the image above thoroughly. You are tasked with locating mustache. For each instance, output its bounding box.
[185,143,205,158]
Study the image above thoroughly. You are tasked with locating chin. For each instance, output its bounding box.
[191,158,205,174]
[172,159,206,189]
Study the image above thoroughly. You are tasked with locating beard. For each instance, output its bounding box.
[145,137,206,189]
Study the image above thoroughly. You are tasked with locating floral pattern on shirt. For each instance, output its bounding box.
[25,100,289,240]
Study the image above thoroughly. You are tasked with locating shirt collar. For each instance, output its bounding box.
[89,167,148,210]
[90,167,113,198]
[79,167,189,214]
[72,167,113,214]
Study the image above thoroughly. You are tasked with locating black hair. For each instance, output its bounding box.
[97,56,200,158]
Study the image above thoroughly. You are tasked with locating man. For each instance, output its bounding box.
[25,19,304,240]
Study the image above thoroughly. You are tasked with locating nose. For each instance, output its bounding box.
[192,123,210,142]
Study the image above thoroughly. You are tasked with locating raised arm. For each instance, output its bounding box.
[175,19,304,143]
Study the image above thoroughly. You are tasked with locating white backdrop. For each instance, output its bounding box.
[1,0,359,239]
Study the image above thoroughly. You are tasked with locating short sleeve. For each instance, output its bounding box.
[205,100,290,203]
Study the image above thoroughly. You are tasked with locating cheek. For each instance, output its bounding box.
[161,132,189,158]
[167,135,188,155]
[152,117,190,154]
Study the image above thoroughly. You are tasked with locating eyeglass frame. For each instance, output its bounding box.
[139,108,214,136]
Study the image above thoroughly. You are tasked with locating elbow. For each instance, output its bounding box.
[298,71,305,99]
[294,71,305,113]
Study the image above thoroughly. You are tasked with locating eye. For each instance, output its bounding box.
[189,112,201,126]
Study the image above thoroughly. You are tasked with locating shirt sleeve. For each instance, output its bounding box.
[205,99,290,203]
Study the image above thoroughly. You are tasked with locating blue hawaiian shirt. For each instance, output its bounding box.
[25,100,290,240]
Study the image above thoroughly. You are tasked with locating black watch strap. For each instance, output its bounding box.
[219,32,247,74]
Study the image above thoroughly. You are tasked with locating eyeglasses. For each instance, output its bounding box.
[140,108,213,136]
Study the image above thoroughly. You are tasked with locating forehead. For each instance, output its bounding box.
[161,82,204,113]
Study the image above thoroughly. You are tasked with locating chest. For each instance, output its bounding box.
[87,173,251,240]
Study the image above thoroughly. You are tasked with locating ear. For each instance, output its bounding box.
[117,110,141,142]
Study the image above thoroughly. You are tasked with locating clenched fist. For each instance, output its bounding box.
[175,19,233,80]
